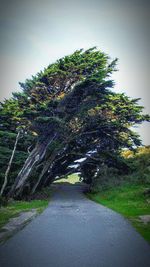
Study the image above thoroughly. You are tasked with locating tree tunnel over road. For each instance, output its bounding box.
[1,48,149,198]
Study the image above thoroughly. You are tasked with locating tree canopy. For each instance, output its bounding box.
[0,47,149,198]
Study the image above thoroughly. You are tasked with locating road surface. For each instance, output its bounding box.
[0,184,150,267]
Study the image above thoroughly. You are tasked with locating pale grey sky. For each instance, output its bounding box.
[0,0,149,144]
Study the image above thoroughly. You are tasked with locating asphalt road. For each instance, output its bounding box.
[0,184,150,267]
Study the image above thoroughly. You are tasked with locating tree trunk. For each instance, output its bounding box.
[8,135,56,198]
[31,144,65,194]
[0,131,21,197]
[42,174,55,187]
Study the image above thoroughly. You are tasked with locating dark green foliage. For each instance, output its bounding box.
[0,47,149,197]
[0,145,28,188]
[0,196,8,207]
[122,146,150,184]
[0,128,34,193]
[89,146,150,192]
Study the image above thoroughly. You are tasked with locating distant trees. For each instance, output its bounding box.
[0,48,149,198]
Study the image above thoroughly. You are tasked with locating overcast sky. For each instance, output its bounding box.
[0,0,149,144]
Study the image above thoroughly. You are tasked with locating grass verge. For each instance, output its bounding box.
[0,188,51,230]
[87,184,150,243]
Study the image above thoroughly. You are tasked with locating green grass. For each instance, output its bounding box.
[54,173,80,184]
[87,184,150,243]
[0,197,50,229]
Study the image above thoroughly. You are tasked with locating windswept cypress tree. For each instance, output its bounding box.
[0,48,149,198]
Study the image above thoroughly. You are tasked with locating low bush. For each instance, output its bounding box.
[90,146,150,192]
